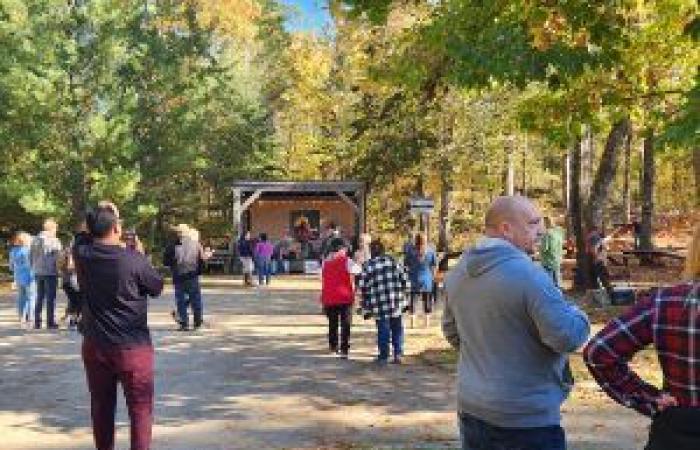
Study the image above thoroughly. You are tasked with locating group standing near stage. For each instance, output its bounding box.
[5,196,699,450]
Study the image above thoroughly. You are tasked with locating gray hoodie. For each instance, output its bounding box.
[442,237,589,428]
[30,231,63,276]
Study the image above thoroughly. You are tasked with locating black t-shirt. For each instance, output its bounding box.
[75,238,164,346]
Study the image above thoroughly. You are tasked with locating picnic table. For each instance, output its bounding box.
[605,248,685,283]
[621,248,686,265]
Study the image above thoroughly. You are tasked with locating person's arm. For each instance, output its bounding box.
[163,244,174,268]
[346,258,361,275]
[8,251,16,274]
[583,293,665,416]
[197,244,206,273]
[430,251,438,279]
[525,267,590,353]
[137,255,164,298]
[358,267,372,317]
[403,247,411,269]
[441,295,460,349]
[72,232,91,292]
[28,238,38,270]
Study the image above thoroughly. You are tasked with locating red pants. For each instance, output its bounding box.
[82,339,154,450]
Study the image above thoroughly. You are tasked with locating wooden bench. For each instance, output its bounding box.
[621,249,686,266]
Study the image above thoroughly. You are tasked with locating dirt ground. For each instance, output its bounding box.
[0,277,648,450]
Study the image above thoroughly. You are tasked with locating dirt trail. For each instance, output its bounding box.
[0,277,645,449]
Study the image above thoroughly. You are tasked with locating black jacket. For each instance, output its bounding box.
[75,235,163,346]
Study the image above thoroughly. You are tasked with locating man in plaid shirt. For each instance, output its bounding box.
[584,224,700,450]
[359,239,409,364]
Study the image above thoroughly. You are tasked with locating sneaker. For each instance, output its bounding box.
[339,352,348,360]
[329,346,339,354]
[392,356,403,365]
[374,357,388,366]
[177,325,189,332]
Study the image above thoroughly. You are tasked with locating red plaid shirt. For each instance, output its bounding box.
[584,282,700,416]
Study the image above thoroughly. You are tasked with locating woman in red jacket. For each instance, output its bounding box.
[321,237,361,359]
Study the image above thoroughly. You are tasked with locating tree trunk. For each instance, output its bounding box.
[438,162,452,253]
[521,135,527,195]
[563,150,572,240]
[580,124,594,200]
[622,129,632,223]
[504,142,515,196]
[416,172,428,233]
[562,150,570,210]
[68,70,87,222]
[570,137,591,290]
[640,130,655,257]
[584,118,631,232]
[694,146,700,207]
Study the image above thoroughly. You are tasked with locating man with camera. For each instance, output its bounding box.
[73,202,164,450]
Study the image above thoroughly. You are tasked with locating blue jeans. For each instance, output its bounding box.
[17,282,36,322]
[376,316,404,360]
[35,275,58,327]
[459,412,566,450]
[256,257,272,285]
[174,277,203,327]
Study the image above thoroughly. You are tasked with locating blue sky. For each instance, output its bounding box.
[279,0,332,33]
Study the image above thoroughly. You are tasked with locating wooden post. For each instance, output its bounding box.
[232,188,242,264]
[358,187,366,237]
[622,131,632,223]
[506,141,515,196]
[563,150,572,241]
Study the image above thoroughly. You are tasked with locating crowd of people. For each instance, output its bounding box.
[9,219,67,329]
[7,215,210,333]
[4,196,699,450]
[235,221,352,287]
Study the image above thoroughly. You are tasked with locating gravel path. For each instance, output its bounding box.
[0,277,645,449]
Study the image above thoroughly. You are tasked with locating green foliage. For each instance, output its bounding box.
[0,0,696,247]
[0,0,284,241]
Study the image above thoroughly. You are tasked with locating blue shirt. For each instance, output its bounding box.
[9,246,34,286]
[404,246,437,292]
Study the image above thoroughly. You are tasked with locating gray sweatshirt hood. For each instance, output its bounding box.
[463,237,527,277]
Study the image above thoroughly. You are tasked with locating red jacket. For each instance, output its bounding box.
[321,254,354,306]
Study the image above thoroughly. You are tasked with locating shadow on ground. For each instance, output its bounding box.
[0,278,460,449]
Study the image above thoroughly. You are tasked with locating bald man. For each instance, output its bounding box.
[443,196,589,450]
